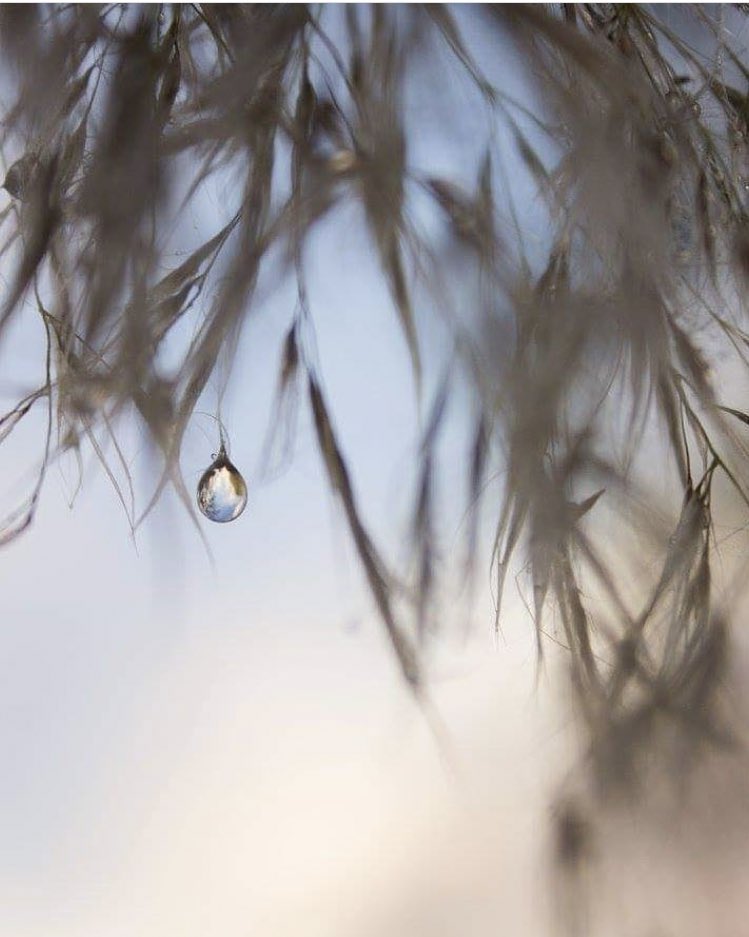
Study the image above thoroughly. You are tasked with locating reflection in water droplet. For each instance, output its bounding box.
[197,447,248,523]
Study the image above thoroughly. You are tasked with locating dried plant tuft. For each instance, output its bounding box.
[4,6,749,926]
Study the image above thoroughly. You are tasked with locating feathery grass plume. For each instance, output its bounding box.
[4,4,749,931]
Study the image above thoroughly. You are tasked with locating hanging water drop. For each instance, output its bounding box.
[197,444,248,523]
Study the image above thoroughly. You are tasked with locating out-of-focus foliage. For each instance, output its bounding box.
[5,4,749,892]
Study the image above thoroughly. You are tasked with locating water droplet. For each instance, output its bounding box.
[197,445,247,523]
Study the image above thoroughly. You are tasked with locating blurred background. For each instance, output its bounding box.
[3,5,749,936]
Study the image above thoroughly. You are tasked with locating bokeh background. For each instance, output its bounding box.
[4,6,749,937]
